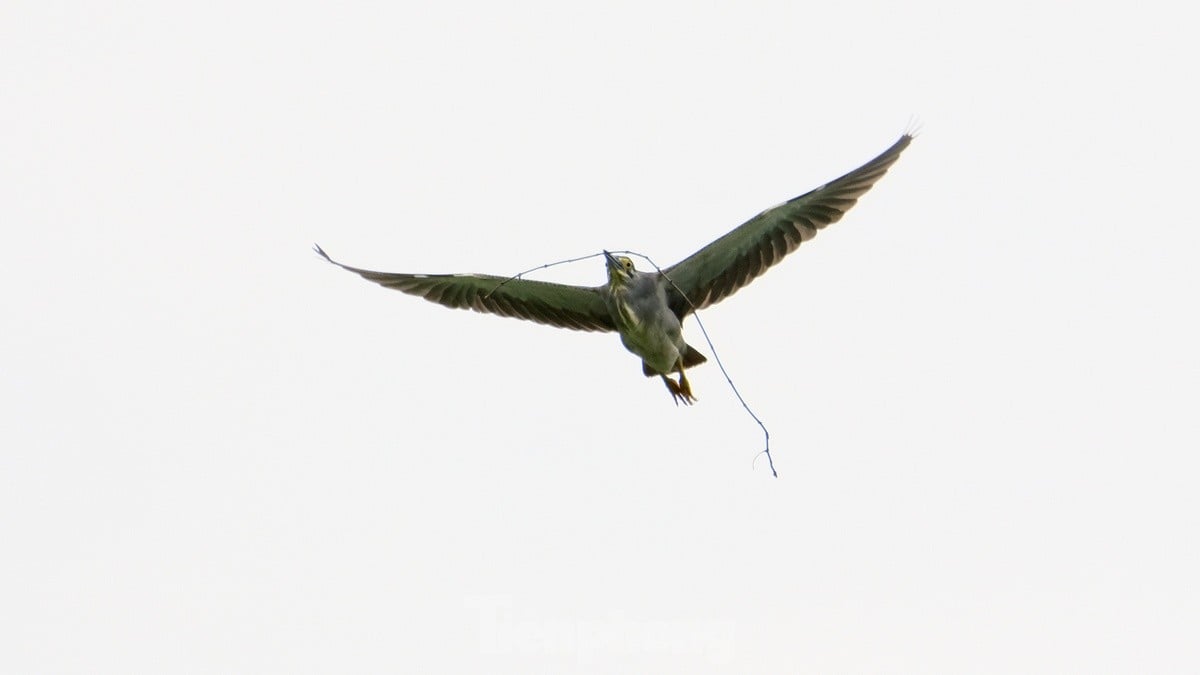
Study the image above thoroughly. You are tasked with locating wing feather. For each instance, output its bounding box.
[315,246,615,332]
[663,134,912,316]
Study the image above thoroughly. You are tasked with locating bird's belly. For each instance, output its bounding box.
[618,321,684,374]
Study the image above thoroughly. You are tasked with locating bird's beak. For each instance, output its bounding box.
[603,250,619,270]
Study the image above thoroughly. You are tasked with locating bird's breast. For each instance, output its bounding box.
[609,290,685,373]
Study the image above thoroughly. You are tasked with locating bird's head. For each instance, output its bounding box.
[604,250,637,288]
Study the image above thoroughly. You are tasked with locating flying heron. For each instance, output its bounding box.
[316,133,912,404]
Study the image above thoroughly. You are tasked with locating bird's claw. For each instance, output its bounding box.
[662,375,696,406]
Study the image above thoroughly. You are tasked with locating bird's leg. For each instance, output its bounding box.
[660,360,697,406]
[676,366,696,405]
[661,375,685,406]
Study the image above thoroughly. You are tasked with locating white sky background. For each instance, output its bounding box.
[3,1,1197,672]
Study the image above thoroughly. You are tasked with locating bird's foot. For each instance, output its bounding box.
[661,374,697,406]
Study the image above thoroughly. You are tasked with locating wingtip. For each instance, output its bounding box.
[313,243,334,264]
[903,116,923,139]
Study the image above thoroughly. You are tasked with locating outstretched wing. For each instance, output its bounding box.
[315,246,615,332]
[663,133,912,316]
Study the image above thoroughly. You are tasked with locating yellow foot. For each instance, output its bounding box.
[661,374,697,406]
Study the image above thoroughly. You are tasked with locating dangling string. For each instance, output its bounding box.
[481,252,605,299]
[485,250,777,478]
[615,250,777,479]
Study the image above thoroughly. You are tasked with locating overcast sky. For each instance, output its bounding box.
[3,1,1197,672]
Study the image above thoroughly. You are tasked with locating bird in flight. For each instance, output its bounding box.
[316,133,912,405]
